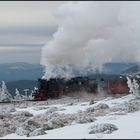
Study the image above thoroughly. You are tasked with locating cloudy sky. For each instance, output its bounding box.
[0,1,66,64]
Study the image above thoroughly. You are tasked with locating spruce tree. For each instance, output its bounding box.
[1,81,13,102]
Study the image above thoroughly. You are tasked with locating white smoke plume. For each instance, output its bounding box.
[41,1,140,79]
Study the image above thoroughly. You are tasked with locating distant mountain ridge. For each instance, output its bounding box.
[102,62,137,75]
[121,64,140,75]
[0,62,138,82]
[0,62,44,82]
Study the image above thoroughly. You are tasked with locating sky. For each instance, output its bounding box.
[1,1,140,69]
[0,1,66,64]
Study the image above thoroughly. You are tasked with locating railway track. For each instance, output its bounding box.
[0,100,47,104]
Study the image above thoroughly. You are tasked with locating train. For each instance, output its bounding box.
[32,76,98,100]
[32,75,140,101]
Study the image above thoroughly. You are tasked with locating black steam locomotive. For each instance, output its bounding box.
[32,76,98,100]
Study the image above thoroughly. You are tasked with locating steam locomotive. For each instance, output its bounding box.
[32,75,140,101]
[32,76,98,100]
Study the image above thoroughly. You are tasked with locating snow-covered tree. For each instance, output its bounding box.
[28,90,34,100]
[127,77,133,93]
[22,89,29,100]
[127,77,140,99]
[34,87,38,91]
[132,79,140,98]
[1,81,13,102]
[14,88,22,101]
[0,86,2,101]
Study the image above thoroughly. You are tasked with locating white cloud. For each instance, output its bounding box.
[41,1,140,79]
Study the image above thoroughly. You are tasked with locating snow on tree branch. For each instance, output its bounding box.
[126,77,140,99]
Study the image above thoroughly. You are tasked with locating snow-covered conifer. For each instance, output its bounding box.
[34,87,38,91]
[126,77,140,99]
[28,90,34,100]
[127,77,133,94]
[0,86,2,101]
[1,81,13,102]
[132,79,140,98]
[14,88,22,101]
[22,89,29,100]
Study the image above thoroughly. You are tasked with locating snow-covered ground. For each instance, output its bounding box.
[0,93,140,139]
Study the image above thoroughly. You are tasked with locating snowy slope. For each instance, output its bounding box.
[1,94,140,139]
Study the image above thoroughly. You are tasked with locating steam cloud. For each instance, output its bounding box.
[41,1,140,79]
